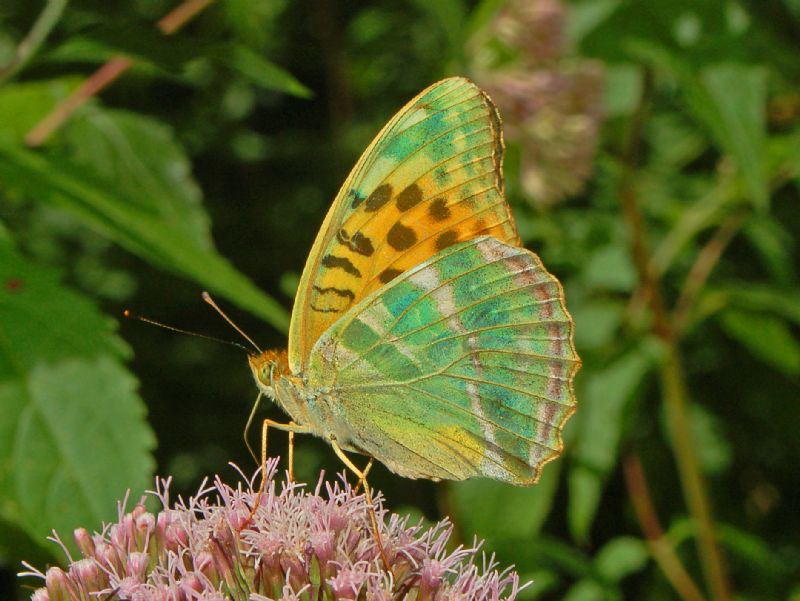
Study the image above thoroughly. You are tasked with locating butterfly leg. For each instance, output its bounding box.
[242,418,310,529]
[330,439,391,572]
[353,457,374,494]
[242,393,264,464]
[287,426,297,482]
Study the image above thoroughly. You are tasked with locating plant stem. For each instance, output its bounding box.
[623,453,707,601]
[0,0,69,86]
[619,66,732,601]
[659,344,731,601]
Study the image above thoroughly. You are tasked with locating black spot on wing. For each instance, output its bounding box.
[435,230,459,251]
[364,184,393,212]
[310,304,343,313]
[313,285,355,301]
[321,255,362,277]
[429,198,450,221]
[349,190,366,209]
[396,183,423,211]
[378,268,403,284]
[337,229,375,257]
[387,222,417,251]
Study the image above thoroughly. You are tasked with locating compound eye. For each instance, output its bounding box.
[260,366,270,382]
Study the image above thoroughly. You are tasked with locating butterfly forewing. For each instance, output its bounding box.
[306,237,579,483]
[289,78,519,372]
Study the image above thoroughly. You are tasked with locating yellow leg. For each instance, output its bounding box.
[330,439,391,572]
[288,430,295,482]
[242,393,264,464]
[241,418,309,530]
[353,457,374,494]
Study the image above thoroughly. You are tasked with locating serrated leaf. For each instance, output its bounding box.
[0,244,155,554]
[568,348,654,541]
[719,308,800,376]
[61,107,212,250]
[0,142,290,331]
[449,459,561,550]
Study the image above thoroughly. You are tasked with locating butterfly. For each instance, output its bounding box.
[247,77,579,490]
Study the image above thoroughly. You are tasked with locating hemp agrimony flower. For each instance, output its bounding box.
[22,461,526,600]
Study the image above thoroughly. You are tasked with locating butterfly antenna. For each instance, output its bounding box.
[201,291,262,353]
[123,310,250,352]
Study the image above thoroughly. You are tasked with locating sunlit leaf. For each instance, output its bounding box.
[61,106,212,250]
[0,142,290,331]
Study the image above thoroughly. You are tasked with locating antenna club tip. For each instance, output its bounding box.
[201,291,211,301]
[123,309,131,318]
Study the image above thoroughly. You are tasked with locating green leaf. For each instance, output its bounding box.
[571,299,624,350]
[449,459,561,550]
[409,0,466,57]
[0,78,80,143]
[563,580,607,601]
[700,64,768,210]
[719,309,800,376]
[594,536,649,582]
[581,243,637,292]
[567,0,622,46]
[601,63,642,118]
[742,216,795,285]
[568,347,655,541]
[687,403,732,475]
[0,244,155,555]
[61,106,213,250]
[0,142,290,331]
[214,45,312,98]
[627,46,769,209]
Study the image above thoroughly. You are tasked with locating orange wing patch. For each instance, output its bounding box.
[290,78,520,371]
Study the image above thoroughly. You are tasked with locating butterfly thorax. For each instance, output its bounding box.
[248,348,350,445]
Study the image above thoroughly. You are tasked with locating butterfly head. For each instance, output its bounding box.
[248,348,290,397]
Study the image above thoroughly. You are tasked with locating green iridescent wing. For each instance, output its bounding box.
[307,237,579,483]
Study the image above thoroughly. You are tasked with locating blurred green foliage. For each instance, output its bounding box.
[1,1,799,600]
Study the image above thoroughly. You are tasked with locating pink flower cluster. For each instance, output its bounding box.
[472,0,604,206]
[22,461,525,601]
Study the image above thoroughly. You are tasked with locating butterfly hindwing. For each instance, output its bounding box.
[289,78,520,372]
[306,237,579,483]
